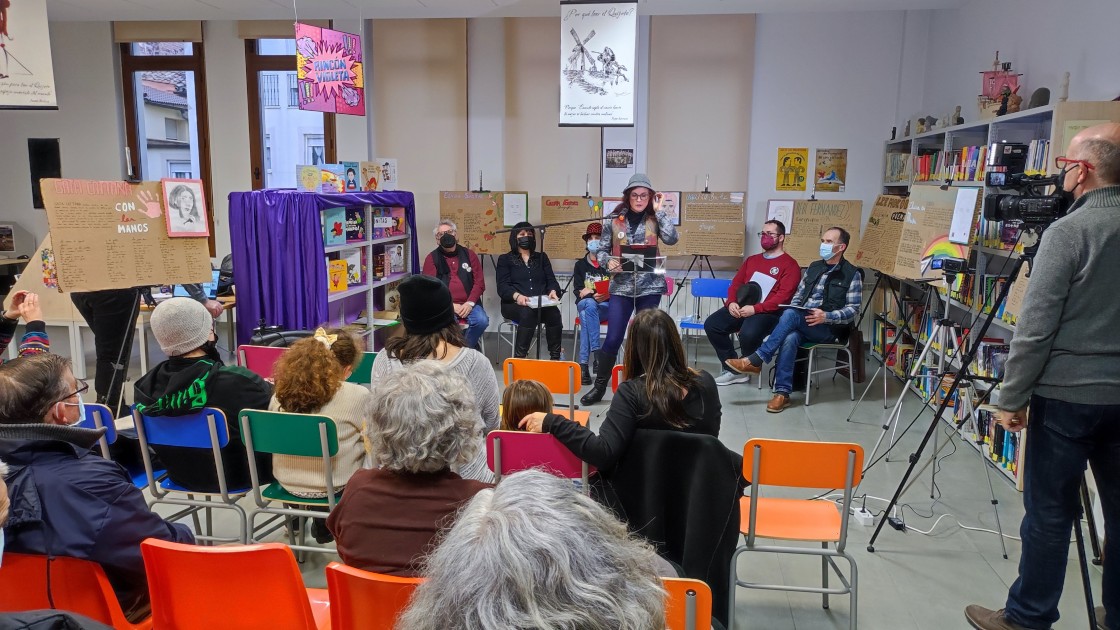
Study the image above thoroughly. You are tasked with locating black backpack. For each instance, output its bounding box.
[215,254,234,297]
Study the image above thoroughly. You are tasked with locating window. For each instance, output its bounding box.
[261,73,280,108]
[164,118,179,140]
[305,135,325,165]
[265,134,272,172]
[168,161,192,178]
[287,73,298,107]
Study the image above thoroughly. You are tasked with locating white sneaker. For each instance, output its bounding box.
[716,370,751,386]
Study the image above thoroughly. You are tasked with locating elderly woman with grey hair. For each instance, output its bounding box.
[326,360,491,576]
[397,469,666,630]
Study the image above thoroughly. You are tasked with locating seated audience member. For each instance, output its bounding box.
[133,297,273,492]
[370,275,498,482]
[422,219,489,351]
[704,219,800,385]
[500,379,553,431]
[495,221,564,360]
[1,291,49,361]
[328,361,490,576]
[726,226,862,413]
[268,328,371,495]
[521,308,721,471]
[395,469,666,630]
[0,354,194,621]
[572,222,610,385]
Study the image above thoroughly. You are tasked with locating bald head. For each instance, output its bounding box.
[1070,122,1120,186]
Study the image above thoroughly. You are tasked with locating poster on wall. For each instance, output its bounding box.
[161,179,210,238]
[559,1,637,127]
[814,148,848,193]
[775,147,808,192]
[766,200,795,233]
[0,0,57,109]
[294,22,365,116]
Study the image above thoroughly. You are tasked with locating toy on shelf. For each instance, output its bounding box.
[979,51,1022,120]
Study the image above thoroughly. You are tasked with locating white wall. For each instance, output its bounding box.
[922,0,1120,124]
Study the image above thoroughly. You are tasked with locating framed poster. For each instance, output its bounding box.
[814,148,848,193]
[775,147,808,192]
[0,0,58,109]
[161,179,210,238]
[766,199,795,233]
[559,1,637,126]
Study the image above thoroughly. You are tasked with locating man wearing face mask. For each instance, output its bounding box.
[572,222,611,385]
[726,227,861,413]
[422,219,488,351]
[133,297,274,492]
[0,353,194,621]
[496,221,564,359]
[705,220,801,386]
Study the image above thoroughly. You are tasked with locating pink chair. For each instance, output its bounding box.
[236,345,289,380]
[485,430,595,493]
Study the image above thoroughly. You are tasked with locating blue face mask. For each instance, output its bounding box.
[819,243,835,260]
[587,239,601,253]
[64,396,86,427]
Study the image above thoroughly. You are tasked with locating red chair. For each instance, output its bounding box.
[0,552,152,629]
[236,344,288,380]
[485,430,595,493]
[325,562,423,630]
[611,364,627,393]
[140,539,330,629]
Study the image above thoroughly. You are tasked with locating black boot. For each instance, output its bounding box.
[580,350,616,405]
[513,324,534,358]
[580,363,592,385]
[546,325,563,361]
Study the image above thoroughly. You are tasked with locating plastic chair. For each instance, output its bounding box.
[345,351,377,384]
[132,406,249,544]
[325,562,423,630]
[502,358,589,426]
[678,278,732,365]
[236,344,289,380]
[664,577,713,630]
[140,539,330,630]
[611,364,627,393]
[497,318,531,364]
[802,328,856,406]
[728,439,864,630]
[0,552,152,629]
[485,430,594,494]
[241,410,341,556]
[80,403,165,489]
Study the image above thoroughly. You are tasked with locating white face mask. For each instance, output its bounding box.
[819,243,835,260]
[0,528,5,568]
[63,396,86,427]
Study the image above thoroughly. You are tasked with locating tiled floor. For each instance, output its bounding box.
[108,336,1103,630]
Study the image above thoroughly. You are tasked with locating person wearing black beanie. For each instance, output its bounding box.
[495,222,564,359]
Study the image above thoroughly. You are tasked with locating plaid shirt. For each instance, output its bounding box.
[791,264,862,323]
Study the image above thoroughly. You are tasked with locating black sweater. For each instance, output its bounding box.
[543,370,721,471]
[573,255,610,298]
[495,251,562,304]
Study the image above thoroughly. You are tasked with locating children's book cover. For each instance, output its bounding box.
[328,259,349,292]
[345,207,366,242]
[320,165,346,194]
[322,207,347,246]
[341,162,360,191]
[297,165,320,192]
[341,247,364,285]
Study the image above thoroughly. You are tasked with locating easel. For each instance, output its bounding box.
[667,254,714,309]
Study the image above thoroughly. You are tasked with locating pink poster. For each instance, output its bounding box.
[294,23,365,116]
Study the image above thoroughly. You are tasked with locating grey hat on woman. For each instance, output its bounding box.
[623,173,655,196]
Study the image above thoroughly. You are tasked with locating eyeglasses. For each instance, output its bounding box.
[757,231,781,238]
[56,378,89,405]
[629,192,650,201]
[436,230,455,237]
[1055,156,1095,172]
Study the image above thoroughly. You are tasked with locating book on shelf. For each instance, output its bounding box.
[320,164,346,194]
[340,161,360,192]
[913,150,946,182]
[322,207,347,247]
[372,250,386,280]
[884,153,911,183]
[328,259,348,293]
[977,406,1022,478]
[340,247,365,286]
[1023,139,1051,175]
[345,207,366,242]
[948,145,988,182]
[388,244,406,274]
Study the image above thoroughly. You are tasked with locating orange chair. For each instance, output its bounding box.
[325,562,423,630]
[236,344,289,380]
[728,439,863,630]
[140,539,330,630]
[663,577,712,630]
[0,553,152,629]
[503,358,590,426]
[611,364,627,393]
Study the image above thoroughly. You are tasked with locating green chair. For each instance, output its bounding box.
[241,410,341,556]
[345,351,377,385]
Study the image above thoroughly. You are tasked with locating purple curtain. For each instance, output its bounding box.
[228,189,418,346]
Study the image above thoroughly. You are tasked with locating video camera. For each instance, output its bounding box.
[930,257,966,274]
[983,142,1071,225]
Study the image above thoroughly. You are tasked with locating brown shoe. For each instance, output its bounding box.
[766,393,791,413]
[726,357,761,375]
[963,605,1030,630]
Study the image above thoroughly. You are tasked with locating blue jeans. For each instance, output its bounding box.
[1005,395,1120,630]
[576,297,610,365]
[754,308,835,395]
[463,303,489,350]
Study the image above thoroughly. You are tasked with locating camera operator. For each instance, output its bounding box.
[966,123,1120,630]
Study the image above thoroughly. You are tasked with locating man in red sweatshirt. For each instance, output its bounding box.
[422,219,488,350]
[705,219,800,385]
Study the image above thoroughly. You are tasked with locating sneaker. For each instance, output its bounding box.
[963,606,1030,630]
[726,357,762,375]
[766,393,792,413]
[715,370,751,386]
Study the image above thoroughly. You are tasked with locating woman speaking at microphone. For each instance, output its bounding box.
[581,174,678,405]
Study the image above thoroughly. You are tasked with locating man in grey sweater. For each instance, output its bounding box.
[967,123,1120,630]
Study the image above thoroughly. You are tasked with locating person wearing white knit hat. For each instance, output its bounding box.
[133,297,274,492]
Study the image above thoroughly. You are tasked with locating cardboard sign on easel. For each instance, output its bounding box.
[41,179,211,292]
[855,195,909,274]
[540,196,607,260]
[439,191,529,256]
[2,234,80,321]
[659,191,746,258]
[783,199,863,266]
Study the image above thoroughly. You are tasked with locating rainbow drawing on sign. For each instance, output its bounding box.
[920,236,967,275]
[294,23,365,116]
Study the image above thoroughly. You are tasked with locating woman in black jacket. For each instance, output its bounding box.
[495,221,564,359]
[519,308,721,470]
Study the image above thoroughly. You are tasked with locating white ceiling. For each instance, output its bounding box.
[47,0,969,22]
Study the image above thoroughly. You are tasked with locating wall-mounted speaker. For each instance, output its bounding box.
[28,138,62,209]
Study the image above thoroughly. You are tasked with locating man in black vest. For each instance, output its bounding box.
[421,219,488,350]
[727,226,862,413]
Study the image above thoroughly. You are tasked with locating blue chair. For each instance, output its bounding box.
[80,403,165,489]
[679,278,733,365]
[132,406,250,544]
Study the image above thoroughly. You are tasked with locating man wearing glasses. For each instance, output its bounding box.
[0,354,194,622]
[704,219,800,386]
[966,124,1120,630]
[422,219,488,351]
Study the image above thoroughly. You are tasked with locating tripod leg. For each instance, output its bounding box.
[1074,499,1098,630]
[1081,479,1104,565]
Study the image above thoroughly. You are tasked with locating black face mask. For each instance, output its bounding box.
[517,236,536,251]
[202,339,222,363]
[439,233,457,249]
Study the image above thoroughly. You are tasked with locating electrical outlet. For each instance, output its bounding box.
[854,508,875,527]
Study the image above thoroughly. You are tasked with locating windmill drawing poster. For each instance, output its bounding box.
[294,22,365,116]
[0,0,58,109]
[559,1,637,127]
